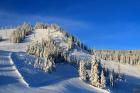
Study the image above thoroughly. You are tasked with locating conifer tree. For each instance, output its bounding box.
[100,70,106,89]
[90,60,100,87]
[79,61,88,81]
[110,70,114,87]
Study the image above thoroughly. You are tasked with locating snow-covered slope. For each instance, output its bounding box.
[0,29,33,52]
[0,51,107,93]
[101,60,140,93]
[0,29,108,93]
[0,28,140,93]
[0,29,15,39]
[0,50,28,93]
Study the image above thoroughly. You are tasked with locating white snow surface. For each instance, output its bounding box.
[0,29,109,93]
[0,28,140,93]
[0,50,108,93]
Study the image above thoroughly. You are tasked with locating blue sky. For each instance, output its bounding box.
[0,0,140,50]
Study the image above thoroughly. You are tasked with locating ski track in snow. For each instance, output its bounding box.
[0,50,107,93]
[0,28,140,93]
[0,50,28,86]
[0,29,108,93]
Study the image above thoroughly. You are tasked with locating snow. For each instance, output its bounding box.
[0,28,140,93]
[102,60,140,77]
[0,50,28,87]
[0,29,15,39]
[0,29,33,52]
[0,29,108,93]
[70,50,93,63]
[0,50,108,93]
[101,60,140,93]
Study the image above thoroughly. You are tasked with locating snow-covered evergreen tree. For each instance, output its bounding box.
[34,57,55,73]
[100,70,106,89]
[110,70,114,87]
[79,61,88,81]
[90,60,100,87]
[10,23,32,43]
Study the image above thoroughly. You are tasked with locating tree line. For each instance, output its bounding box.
[93,50,140,65]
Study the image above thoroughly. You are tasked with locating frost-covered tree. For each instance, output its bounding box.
[91,56,96,67]
[100,70,106,89]
[110,70,114,87]
[34,57,55,73]
[43,57,55,73]
[10,23,32,43]
[67,37,73,49]
[79,61,88,81]
[90,60,100,87]
[35,22,48,29]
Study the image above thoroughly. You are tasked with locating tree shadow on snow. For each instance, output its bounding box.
[0,76,20,86]
[0,50,20,86]
[0,69,16,72]
[0,50,11,56]
[110,75,140,93]
[0,64,14,68]
[11,51,78,87]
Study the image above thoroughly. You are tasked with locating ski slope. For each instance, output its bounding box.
[0,28,140,93]
[101,60,140,93]
[0,50,28,86]
[0,29,108,93]
[0,51,107,93]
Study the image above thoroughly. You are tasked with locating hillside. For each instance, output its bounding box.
[0,23,140,93]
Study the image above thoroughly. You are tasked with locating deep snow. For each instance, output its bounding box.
[0,29,108,93]
[0,28,140,93]
[0,50,107,93]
